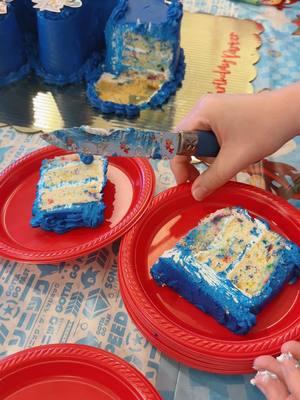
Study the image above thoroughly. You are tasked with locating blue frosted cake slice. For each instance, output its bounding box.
[31,155,108,234]
[151,207,300,334]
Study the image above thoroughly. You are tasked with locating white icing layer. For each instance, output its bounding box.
[39,155,106,211]
[162,208,286,298]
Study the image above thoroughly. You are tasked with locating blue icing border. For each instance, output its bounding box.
[86,49,185,117]
[32,51,102,86]
[151,255,257,334]
[31,201,106,234]
[31,157,108,234]
[0,62,30,87]
[151,208,300,335]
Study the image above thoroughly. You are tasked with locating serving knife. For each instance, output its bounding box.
[41,126,220,159]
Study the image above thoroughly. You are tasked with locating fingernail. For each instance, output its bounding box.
[256,370,278,381]
[277,353,300,370]
[277,352,293,362]
[250,378,256,386]
[252,364,258,371]
[192,186,208,201]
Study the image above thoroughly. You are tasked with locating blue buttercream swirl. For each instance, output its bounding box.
[80,153,94,165]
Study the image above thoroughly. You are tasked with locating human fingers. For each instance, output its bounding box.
[281,342,300,360]
[191,146,246,201]
[251,370,289,400]
[254,351,300,399]
[277,353,300,400]
[254,355,284,381]
[170,155,199,185]
[175,97,213,133]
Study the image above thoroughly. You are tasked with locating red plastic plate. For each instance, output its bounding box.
[0,344,161,399]
[0,146,155,263]
[123,302,256,374]
[119,182,300,373]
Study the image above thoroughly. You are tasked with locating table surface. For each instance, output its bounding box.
[0,1,300,399]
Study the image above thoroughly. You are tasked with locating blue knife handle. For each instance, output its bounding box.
[179,130,220,158]
[195,130,220,157]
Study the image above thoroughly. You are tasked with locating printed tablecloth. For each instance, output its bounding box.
[0,1,299,399]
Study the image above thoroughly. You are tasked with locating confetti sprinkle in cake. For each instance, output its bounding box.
[151,207,300,334]
[31,154,108,234]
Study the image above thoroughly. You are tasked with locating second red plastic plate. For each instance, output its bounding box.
[119,182,300,373]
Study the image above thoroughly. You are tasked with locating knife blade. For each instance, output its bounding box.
[41,126,220,160]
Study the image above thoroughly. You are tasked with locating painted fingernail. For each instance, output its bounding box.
[277,352,294,362]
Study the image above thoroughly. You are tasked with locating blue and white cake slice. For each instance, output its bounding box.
[151,207,300,334]
[31,154,108,234]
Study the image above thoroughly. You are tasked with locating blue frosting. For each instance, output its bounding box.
[13,0,37,35]
[0,5,30,87]
[27,1,118,85]
[80,153,94,165]
[1,0,118,86]
[31,157,108,234]
[87,0,185,117]
[31,201,106,234]
[104,0,183,76]
[33,3,104,85]
[118,0,169,23]
[151,207,300,335]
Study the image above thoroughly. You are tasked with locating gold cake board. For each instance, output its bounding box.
[0,12,262,133]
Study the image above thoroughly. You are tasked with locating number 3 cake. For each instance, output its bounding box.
[31,154,108,234]
[151,207,300,334]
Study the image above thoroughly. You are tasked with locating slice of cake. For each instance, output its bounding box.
[151,207,300,335]
[0,3,30,87]
[31,154,108,234]
[87,0,185,117]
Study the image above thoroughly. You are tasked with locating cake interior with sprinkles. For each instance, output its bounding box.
[31,154,108,234]
[151,207,300,334]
